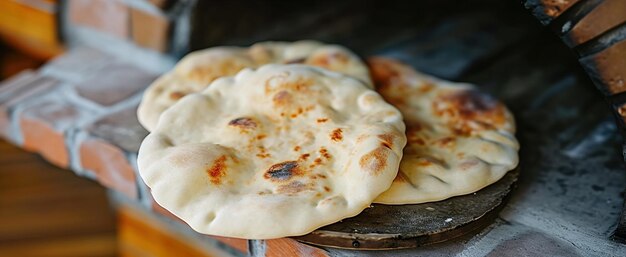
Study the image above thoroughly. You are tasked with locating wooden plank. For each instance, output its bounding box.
[0,0,63,59]
[0,140,117,256]
[117,206,220,257]
[0,233,117,257]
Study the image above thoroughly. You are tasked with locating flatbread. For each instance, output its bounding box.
[138,40,371,131]
[137,64,406,239]
[368,57,519,204]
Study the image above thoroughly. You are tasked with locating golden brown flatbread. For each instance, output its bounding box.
[137,40,371,131]
[368,57,519,204]
[137,64,406,238]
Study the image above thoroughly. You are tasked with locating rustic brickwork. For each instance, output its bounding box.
[68,0,130,39]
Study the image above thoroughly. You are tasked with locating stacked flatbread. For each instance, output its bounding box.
[137,41,519,239]
[138,40,372,132]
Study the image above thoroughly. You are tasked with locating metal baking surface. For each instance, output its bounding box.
[294,168,519,249]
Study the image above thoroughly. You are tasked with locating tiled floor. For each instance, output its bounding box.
[0,139,118,257]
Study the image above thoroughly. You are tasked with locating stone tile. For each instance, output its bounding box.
[486,231,581,257]
[130,7,171,52]
[73,62,157,106]
[84,103,147,153]
[68,0,129,39]
[79,138,137,199]
[265,238,328,257]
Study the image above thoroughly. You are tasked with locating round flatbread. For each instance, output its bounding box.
[137,64,406,239]
[368,57,519,205]
[138,40,371,131]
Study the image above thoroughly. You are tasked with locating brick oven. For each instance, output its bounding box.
[0,0,625,256]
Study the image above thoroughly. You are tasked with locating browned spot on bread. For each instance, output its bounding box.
[318,174,327,179]
[359,147,389,175]
[299,153,310,161]
[416,158,433,166]
[323,186,331,192]
[256,134,267,140]
[317,118,328,123]
[394,171,409,182]
[285,57,305,64]
[366,57,414,107]
[319,148,331,159]
[308,52,349,68]
[264,161,301,181]
[407,127,425,145]
[459,159,480,170]
[313,158,323,165]
[330,128,343,142]
[377,134,394,149]
[169,91,186,100]
[257,146,269,158]
[256,153,271,158]
[207,156,227,185]
[293,146,301,151]
[409,122,423,132]
[436,137,455,147]
[416,156,446,167]
[413,138,425,145]
[186,60,246,84]
[418,82,434,93]
[368,59,400,91]
[228,117,257,129]
[434,89,506,136]
[273,90,291,106]
[277,181,309,194]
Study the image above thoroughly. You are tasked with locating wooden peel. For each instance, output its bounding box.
[293,168,519,250]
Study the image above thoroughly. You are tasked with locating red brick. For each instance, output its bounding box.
[265,238,328,257]
[130,7,171,52]
[150,195,184,223]
[147,189,250,254]
[207,236,249,254]
[536,0,579,18]
[74,62,157,106]
[79,138,137,199]
[20,117,68,167]
[68,0,129,39]
[19,98,87,168]
[148,0,172,10]
[580,39,626,95]
[564,0,626,47]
